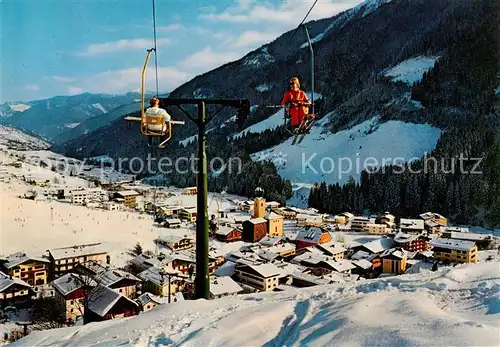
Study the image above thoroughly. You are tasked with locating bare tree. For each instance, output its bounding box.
[29,297,68,330]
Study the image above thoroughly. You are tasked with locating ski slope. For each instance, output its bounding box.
[13,261,500,346]
[384,56,439,84]
[251,116,442,185]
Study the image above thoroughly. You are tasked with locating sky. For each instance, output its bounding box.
[1,0,365,103]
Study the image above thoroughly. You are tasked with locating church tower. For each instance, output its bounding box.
[253,187,266,219]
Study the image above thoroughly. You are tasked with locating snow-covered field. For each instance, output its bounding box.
[252,116,442,185]
[13,261,500,346]
[0,148,250,267]
[384,56,439,84]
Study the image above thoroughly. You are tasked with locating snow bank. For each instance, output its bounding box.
[251,116,442,185]
[13,261,500,346]
[384,56,439,84]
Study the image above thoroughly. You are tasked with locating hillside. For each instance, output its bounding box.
[12,261,500,346]
[0,125,49,151]
[55,0,499,224]
[0,93,142,142]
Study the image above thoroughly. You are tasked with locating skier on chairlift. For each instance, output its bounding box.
[280,77,313,133]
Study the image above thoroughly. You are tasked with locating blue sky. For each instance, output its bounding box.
[1,0,363,103]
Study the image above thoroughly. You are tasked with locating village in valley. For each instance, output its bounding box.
[0,142,499,343]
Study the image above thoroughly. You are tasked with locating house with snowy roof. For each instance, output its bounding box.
[137,267,188,297]
[440,231,493,250]
[242,217,268,242]
[399,218,425,233]
[419,212,448,226]
[0,272,32,309]
[156,234,194,252]
[0,252,50,286]
[210,276,243,299]
[84,285,139,324]
[215,225,242,242]
[136,292,171,312]
[392,232,431,252]
[96,269,141,299]
[295,227,332,249]
[430,239,478,263]
[51,273,97,323]
[379,248,408,274]
[234,263,281,292]
[292,253,356,275]
[351,237,396,255]
[316,241,347,260]
[47,243,108,280]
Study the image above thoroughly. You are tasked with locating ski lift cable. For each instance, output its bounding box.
[286,0,318,47]
[152,0,159,97]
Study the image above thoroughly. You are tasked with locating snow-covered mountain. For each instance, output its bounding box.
[0,92,143,142]
[12,261,500,346]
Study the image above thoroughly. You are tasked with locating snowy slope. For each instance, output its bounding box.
[92,103,107,114]
[0,125,49,150]
[9,103,31,112]
[384,56,439,84]
[251,116,442,185]
[13,261,500,346]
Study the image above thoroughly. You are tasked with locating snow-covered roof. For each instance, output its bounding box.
[419,212,446,220]
[216,225,240,236]
[157,234,193,245]
[380,248,407,260]
[295,227,325,244]
[165,218,182,224]
[0,273,31,293]
[351,250,371,260]
[116,190,140,197]
[210,276,243,297]
[245,217,267,224]
[430,239,476,252]
[399,218,425,230]
[87,285,138,317]
[137,267,186,287]
[137,292,164,306]
[445,227,469,233]
[238,263,281,278]
[129,254,160,269]
[214,261,237,277]
[97,269,141,287]
[316,241,347,255]
[265,211,283,220]
[259,236,283,246]
[447,232,491,241]
[393,232,419,244]
[48,243,107,260]
[1,252,49,269]
[328,259,356,273]
[51,273,94,296]
[357,238,395,254]
[352,259,373,270]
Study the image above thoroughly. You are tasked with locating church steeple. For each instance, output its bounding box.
[253,187,266,219]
